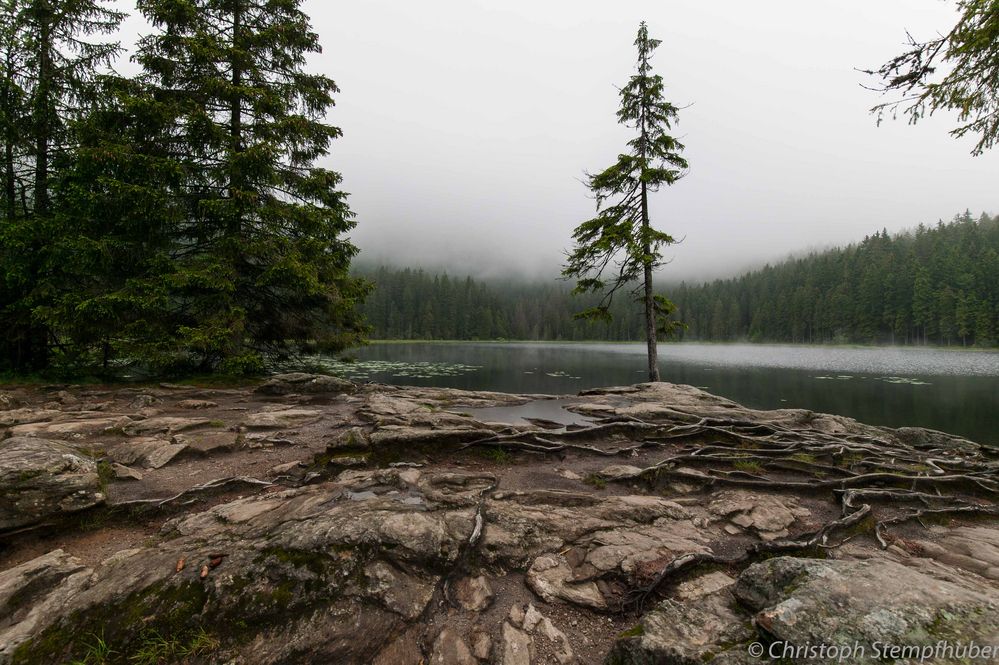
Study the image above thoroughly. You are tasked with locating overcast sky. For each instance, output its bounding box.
[117,0,998,282]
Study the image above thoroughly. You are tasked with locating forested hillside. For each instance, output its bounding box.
[357,267,646,341]
[360,211,999,346]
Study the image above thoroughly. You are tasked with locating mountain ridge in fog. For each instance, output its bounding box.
[353,210,995,285]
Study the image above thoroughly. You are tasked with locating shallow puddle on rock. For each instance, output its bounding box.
[346,489,426,506]
[463,398,594,428]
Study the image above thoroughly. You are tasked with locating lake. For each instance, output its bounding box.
[313,342,999,446]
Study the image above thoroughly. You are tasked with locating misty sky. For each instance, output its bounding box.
[114,0,998,282]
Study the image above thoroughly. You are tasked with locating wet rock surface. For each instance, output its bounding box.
[0,437,105,531]
[735,556,999,649]
[0,377,996,664]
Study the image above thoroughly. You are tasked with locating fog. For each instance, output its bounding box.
[114,0,999,282]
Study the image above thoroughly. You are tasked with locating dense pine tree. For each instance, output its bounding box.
[0,0,25,225]
[0,0,124,371]
[0,0,367,375]
[40,76,187,370]
[106,0,368,372]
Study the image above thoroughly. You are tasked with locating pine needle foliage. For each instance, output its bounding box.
[0,0,124,371]
[33,0,369,375]
[129,0,368,372]
[866,0,999,155]
[563,22,687,381]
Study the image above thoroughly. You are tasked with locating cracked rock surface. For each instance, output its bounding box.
[0,376,997,664]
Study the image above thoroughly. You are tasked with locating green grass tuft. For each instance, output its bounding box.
[732,460,764,473]
[68,632,115,665]
[474,446,514,464]
[128,628,218,665]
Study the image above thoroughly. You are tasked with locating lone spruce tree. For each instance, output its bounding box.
[132,0,367,372]
[563,22,687,381]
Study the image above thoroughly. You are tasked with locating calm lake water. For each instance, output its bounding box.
[320,342,999,446]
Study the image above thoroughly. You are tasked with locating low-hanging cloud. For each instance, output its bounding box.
[113,0,998,282]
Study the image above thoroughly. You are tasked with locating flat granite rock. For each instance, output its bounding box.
[0,550,93,655]
[910,525,999,581]
[107,437,189,469]
[122,416,211,436]
[2,475,482,665]
[7,411,132,438]
[241,408,323,429]
[172,430,241,455]
[2,379,998,665]
[0,408,63,427]
[255,372,356,396]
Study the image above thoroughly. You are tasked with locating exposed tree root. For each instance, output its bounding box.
[111,476,276,511]
[622,503,874,612]
[457,407,998,612]
[873,505,999,548]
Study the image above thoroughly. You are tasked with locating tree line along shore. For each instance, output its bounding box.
[359,211,999,347]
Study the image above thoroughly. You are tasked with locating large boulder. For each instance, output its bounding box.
[0,437,105,531]
[735,557,999,661]
[610,555,999,664]
[609,585,755,664]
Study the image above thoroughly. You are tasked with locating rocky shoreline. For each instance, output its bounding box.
[1,375,997,664]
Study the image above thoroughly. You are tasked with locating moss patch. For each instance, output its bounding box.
[617,623,645,639]
[12,580,210,665]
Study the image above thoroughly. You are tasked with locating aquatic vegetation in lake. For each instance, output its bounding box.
[544,371,581,379]
[881,376,932,386]
[276,358,482,381]
[815,374,931,386]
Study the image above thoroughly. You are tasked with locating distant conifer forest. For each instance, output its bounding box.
[358,211,999,347]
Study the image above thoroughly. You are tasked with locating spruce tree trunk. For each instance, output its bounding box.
[32,4,50,217]
[641,180,660,382]
[3,138,13,223]
[221,3,244,361]
[2,48,15,223]
[229,3,243,230]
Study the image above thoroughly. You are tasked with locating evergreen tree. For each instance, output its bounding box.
[40,76,187,370]
[356,212,999,348]
[562,22,688,381]
[867,0,999,155]
[128,0,367,371]
[0,0,26,225]
[0,0,123,371]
